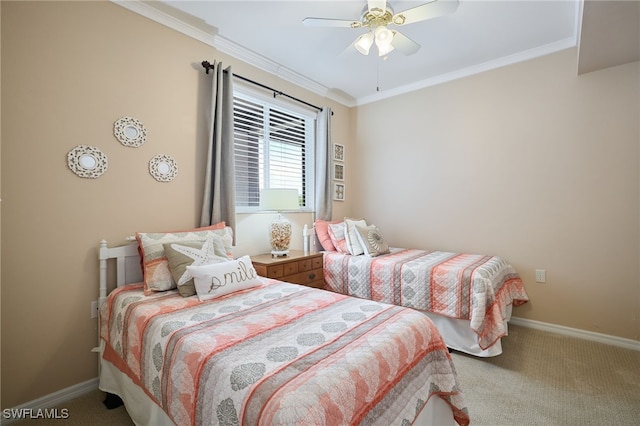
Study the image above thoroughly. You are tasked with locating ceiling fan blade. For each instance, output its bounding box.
[392,0,459,26]
[303,17,362,28]
[339,38,363,58]
[391,31,421,56]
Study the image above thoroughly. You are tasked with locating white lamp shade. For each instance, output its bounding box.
[355,32,374,55]
[260,188,299,211]
[375,26,395,56]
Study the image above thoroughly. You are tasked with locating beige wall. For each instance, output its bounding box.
[0,1,352,408]
[353,49,640,341]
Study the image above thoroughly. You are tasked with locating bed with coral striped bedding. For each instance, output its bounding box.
[324,248,529,351]
[100,279,469,426]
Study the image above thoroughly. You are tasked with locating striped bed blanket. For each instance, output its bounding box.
[324,248,529,350]
[100,279,469,426]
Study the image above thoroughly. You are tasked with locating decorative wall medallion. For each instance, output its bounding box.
[114,116,147,147]
[67,145,108,178]
[149,154,178,182]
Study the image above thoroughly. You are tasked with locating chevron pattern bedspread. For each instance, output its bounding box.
[323,249,529,350]
[100,280,469,426]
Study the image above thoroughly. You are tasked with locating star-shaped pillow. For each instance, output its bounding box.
[164,235,230,297]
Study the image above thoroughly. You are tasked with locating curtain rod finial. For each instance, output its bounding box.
[201,60,212,74]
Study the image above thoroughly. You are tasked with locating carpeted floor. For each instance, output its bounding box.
[450,325,640,425]
[9,324,640,425]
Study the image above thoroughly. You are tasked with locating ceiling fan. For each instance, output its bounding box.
[303,0,459,57]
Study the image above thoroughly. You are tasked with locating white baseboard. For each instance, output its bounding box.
[1,378,99,425]
[510,316,640,352]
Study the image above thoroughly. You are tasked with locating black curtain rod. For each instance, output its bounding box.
[201,61,331,115]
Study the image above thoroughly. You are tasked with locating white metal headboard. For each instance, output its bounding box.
[98,239,143,307]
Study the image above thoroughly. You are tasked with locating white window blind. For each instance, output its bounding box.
[233,92,315,212]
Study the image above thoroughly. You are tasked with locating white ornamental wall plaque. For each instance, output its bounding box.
[149,154,178,182]
[114,116,147,147]
[67,145,108,179]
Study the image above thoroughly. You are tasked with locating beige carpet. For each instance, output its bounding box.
[10,324,640,425]
[450,324,640,425]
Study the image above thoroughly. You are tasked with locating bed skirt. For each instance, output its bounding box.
[424,304,513,357]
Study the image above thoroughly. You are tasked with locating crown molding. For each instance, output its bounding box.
[112,0,216,47]
[111,1,354,107]
[357,36,578,106]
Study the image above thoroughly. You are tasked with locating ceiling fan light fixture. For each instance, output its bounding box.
[303,0,460,57]
[374,26,395,56]
[355,32,374,55]
[377,41,395,56]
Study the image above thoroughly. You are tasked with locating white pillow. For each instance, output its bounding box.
[344,218,367,255]
[187,255,264,301]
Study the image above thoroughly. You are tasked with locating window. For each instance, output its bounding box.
[233,90,315,212]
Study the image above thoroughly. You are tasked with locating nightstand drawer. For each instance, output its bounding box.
[265,264,284,279]
[283,262,299,275]
[298,259,312,272]
[283,268,323,287]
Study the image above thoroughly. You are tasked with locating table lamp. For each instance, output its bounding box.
[260,188,299,257]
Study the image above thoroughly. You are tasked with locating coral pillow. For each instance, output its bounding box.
[314,219,340,251]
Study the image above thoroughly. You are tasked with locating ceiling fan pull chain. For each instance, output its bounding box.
[376,56,380,92]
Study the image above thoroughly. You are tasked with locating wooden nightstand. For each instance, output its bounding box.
[251,250,324,289]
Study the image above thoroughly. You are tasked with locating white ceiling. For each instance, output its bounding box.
[123,0,581,106]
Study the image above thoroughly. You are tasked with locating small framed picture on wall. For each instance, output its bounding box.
[333,143,345,162]
[333,183,345,201]
[333,163,344,181]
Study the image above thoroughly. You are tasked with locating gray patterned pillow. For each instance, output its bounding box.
[354,224,390,257]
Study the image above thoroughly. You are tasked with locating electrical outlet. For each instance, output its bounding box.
[91,301,99,318]
[535,269,546,283]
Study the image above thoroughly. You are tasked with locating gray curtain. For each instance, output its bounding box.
[314,107,333,221]
[200,62,236,241]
